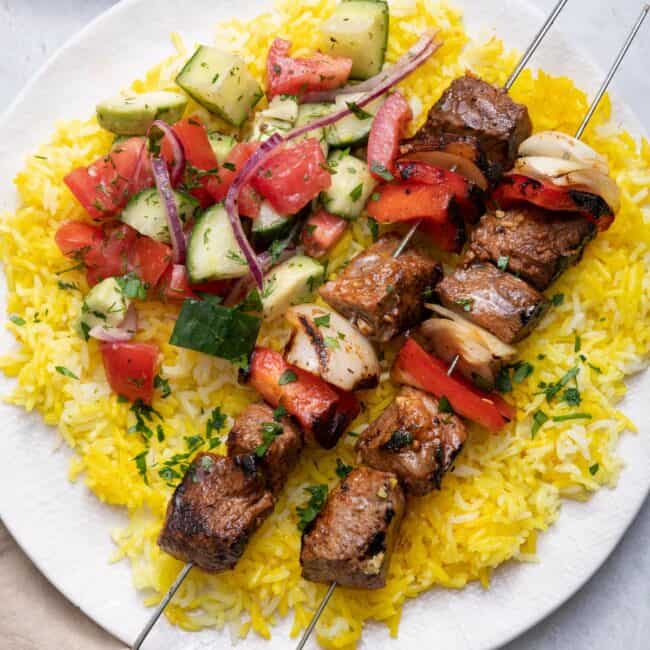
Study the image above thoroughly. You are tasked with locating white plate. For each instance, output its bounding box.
[0,1,648,649]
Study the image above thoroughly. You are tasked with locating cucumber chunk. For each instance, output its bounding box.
[251,201,296,247]
[260,255,324,321]
[176,46,263,127]
[121,188,200,244]
[79,277,130,335]
[296,103,333,156]
[208,132,237,163]
[321,151,377,219]
[187,204,250,282]
[96,91,188,135]
[325,93,385,148]
[251,95,299,142]
[321,0,389,80]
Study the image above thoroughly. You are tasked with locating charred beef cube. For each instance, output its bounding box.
[421,74,532,173]
[227,402,303,495]
[319,234,442,342]
[158,453,274,573]
[249,347,359,449]
[463,206,596,291]
[436,264,549,344]
[356,386,466,495]
[300,467,405,589]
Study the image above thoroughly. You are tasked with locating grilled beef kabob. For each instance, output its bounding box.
[294,11,644,648]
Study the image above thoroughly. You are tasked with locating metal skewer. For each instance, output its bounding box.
[296,5,650,649]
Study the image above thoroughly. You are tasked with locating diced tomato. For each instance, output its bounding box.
[395,160,484,222]
[249,347,359,449]
[493,174,614,231]
[367,92,413,180]
[266,38,352,99]
[301,209,348,258]
[161,117,219,208]
[207,142,262,218]
[100,341,159,404]
[392,338,515,432]
[84,223,138,284]
[54,221,103,258]
[64,137,153,219]
[157,264,198,302]
[252,139,331,215]
[130,235,173,287]
[366,182,455,224]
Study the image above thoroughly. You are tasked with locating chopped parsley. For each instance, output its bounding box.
[367,217,379,242]
[552,413,592,422]
[539,366,580,402]
[269,238,289,265]
[128,400,162,442]
[296,484,328,531]
[238,288,263,313]
[133,451,149,485]
[562,387,581,406]
[206,406,227,441]
[55,366,79,380]
[335,458,353,479]
[314,314,331,328]
[273,405,287,421]
[57,280,80,292]
[370,162,394,182]
[551,293,565,306]
[589,463,600,476]
[385,429,413,450]
[255,421,284,458]
[574,334,582,353]
[278,369,297,385]
[588,363,602,374]
[226,249,247,265]
[531,410,549,437]
[116,272,147,300]
[455,298,473,312]
[349,183,364,202]
[346,101,373,120]
[497,255,510,271]
[438,395,453,413]
[324,336,340,349]
[9,315,25,326]
[512,361,534,384]
[154,374,171,398]
[495,367,513,393]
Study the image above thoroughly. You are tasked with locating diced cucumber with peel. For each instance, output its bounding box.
[321,151,377,219]
[176,46,263,127]
[296,103,333,157]
[321,0,389,80]
[121,188,200,244]
[260,255,324,322]
[325,93,386,148]
[96,91,188,135]
[251,95,299,142]
[251,201,296,247]
[79,278,130,335]
[187,204,250,282]
[208,132,237,163]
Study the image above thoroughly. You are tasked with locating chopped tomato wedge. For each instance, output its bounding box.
[366,182,455,224]
[266,38,352,99]
[100,341,159,404]
[395,160,483,222]
[301,209,348,258]
[129,235,173,287]
[64,137,153,219]
[392,338,515,432]
[493,174,614,231]
[82,224,138,284]
[161,117,219,208]
[249,347,359,449]
[367,92,413,180]
[157,264,198,302]
[207,142,262,218]
[252,139,331,215]
[55,221,103,259]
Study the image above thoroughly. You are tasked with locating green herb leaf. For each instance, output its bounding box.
[345,101,372,120]
[133,451,149,485]
[324,336,340,349]
[385,429,413,450]
[455,298,473,312]
[116,272,147,300]
[9,315,25,326]
[279,369,297,385]
[296,484,328,531]
[273,405,287,421]
[57,280,80,292]
[370,162,394,182]
[335,458,353,479]
[589,463,599,475]
[349,183,364,202]
[156,425,165,443]
[562,387,581,406]
[552,413,592,422]
[497,256,510,271]
[574,334,581,353]
[127,400,162,442]
[438,396,453,413]
[314,314,331,328]
[222,162,236,171]
[588,363,602,374]
[255,421,284,458]
[367,217,379,242]
[495,367,513,393]
[206,406,227,438]
[551,293,565,306]
[512,361,534,384]
[55,366,79,380]
[154,374,171,398]
[531,410,549,437]
[539,366,579,402]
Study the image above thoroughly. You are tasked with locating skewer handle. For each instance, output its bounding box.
[296,581,338,650]
[504,0,569,91]
[575,4,649,139]
[131,562,194,650]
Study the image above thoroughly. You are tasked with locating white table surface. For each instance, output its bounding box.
[0,1,648,649]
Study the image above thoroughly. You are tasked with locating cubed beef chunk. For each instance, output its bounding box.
[300,467,405,589]
[158,453,274,573]
[356,386,466,495]
[319,234,442,342]
[436,264,549,344]
[227,402,303,495]
[419,74,532,173]
[463,206,595,290]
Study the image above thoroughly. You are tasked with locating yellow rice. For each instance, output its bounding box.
[1,0,649,647]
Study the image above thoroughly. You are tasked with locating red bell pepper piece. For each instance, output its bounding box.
[249,347,359,449]
[367,92,413,180]
[392,338,515,432]
[366,182,455,224]
[492,174,614,231]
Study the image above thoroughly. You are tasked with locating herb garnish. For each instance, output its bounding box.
[367,217,379,241]
[324,336,340,349]
[589,463,599,475]
[562,387,581,406]
[497,256,510,271]
[455,298,473,312]
[538,366,579,402]
[205,406,227,445]
[154,374,171,398]
[346,101,373,120]
[55,366,79,380]
[279,369,297,385]
[296,484,328,531]
[531,410,549,437]
[273,405,287,421]
[551,293,565,306]
[335,458,353,479]
[370,162,394,182]
[314,314,331,328]
[57,280,80,292]
[9,315,25,326]
[438,396,453,413]
[512,361,534,384]
[255,421,284,458]
[128,400,162,442]
[574,334,581,353]
[116,272,147,300]
[133,451,149,485]
[385,429,413,450]
[349,183,364,202]
[552,413,592,422]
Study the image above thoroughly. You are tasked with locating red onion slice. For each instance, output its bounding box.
[151,156,186,264]
[89,304,138,342]
[300,34,441,104]
[132,119,186,191]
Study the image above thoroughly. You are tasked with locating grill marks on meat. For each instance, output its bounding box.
[319,234,442,342]
[227,402,303,496]
[300,467,405,589]
[436,264,549,344]
[416,74,532,174]
[158,453,274,573]
[464,206,596,291]
[357,386,466,495]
